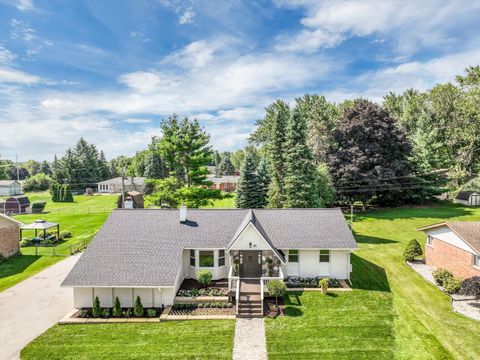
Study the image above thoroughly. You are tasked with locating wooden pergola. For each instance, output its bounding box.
[20,219,60,242]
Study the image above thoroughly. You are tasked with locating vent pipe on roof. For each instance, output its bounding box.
[179,205,187,222]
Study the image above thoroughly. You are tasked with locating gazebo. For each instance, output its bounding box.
[20,219,60,242]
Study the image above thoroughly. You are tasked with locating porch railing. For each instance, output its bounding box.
[228,266,240,315]
[260,267,284,314]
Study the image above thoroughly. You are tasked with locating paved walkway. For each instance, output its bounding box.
[232,317,267,360]
[0,254,80,360]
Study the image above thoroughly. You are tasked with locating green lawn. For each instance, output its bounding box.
[0,193,117,292]
[202,194,236,208]
[21,321,235,360]
[266,202,480,359]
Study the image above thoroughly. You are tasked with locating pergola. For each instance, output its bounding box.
[20,219,60,242]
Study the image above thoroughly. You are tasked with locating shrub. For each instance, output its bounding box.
[432,268,453,286]
[196,270,213,287]
[146,309,157,318]
[122,309,132,318]
[80,309,89,318]
[197,303,204,308]
[112,296,122,317]
[31,201,47,213]
[60,231,72,239]
[267,279,286,306]
[92,296,101,318]
[23,174,52,192]
[458,276,480,299]
[319,278,329,294]
[101,308,110,318]
[444,277,462,294]
[403,239,423,261]
[227,302,233,308]
[134,296,144,317]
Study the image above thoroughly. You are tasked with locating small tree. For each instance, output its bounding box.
[134,296,144,317]
[319,278,329,295]
[267,279,286,307]
[92,296,101,318]
[112,296,122,317]
[196,270,213,288]
[403,239,423,261]
[458,276,480,299]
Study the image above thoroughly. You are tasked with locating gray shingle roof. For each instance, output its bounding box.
[62,208,356,287]
[455,191,479,201]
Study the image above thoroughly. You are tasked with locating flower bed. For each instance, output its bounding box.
[177,287,228,297]
[285,276,341,289]
[170,303,235,316]
[73,307,164,319]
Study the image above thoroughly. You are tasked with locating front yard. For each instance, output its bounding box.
[21,321,235,360]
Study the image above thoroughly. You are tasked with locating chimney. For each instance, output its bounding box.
[179,205,187,222]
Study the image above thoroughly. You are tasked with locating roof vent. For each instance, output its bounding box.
[179,205,187,222]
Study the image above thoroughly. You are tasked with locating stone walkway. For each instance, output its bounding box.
[232,317,267,360]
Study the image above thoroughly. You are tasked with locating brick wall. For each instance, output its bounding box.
[0,224,19,258]
[425,237,480,279]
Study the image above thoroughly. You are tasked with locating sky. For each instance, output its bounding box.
[1,0,480,162]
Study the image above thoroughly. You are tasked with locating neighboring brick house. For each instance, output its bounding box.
[418,222,480,279]
[0,214,22,259]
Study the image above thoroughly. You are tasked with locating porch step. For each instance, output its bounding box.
[239,302,262,309]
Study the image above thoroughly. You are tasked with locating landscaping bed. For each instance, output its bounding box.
[284,276,342,289]
[263,298,286,318]
[170,307,235,316]
[72,307,164,319]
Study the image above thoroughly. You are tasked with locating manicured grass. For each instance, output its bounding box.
[0,193,117,292]
[21,321,235,359]
[202,195,236,208]
[266,202,480,359]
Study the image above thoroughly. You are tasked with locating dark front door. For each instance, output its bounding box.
[240,251,261,278]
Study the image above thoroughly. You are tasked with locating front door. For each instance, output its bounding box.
[240,251,261,278]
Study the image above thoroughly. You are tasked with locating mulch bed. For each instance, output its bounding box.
[263,298,286,317]
[169,308,236,316]
[179,278,228,291]
[73,307,164,319]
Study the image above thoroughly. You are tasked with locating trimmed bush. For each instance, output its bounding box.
[319,278,329,295]
[101,308,110,318]
[112,296,122,317]
[134,296,144,317]
[196,270,213,287]
[60,231,72,239]
[227,302,233,308]
[92,296,101,318]
[403,239,423,261]
[31,201,47,213]
[444,277,462,294]
[80,309,89,318]
[267,279,286,306]
[458,276,480,299]
[432,268,453,286]
[197,303,204,308]
[146,309,157,318]
[122,309,132,318]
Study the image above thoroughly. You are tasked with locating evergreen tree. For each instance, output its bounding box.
[40,161,52,175]
[144,151,166,179]
[266,100,290,208]
[236,153,261,208]
[214,151,221,176]
[97,151,110,180]
[256,158,270,208]
[284,106,320,208]
[218,156,236,175]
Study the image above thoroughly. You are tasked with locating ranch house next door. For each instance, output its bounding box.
[240,250,262,278]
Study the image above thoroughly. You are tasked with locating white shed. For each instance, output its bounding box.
[0,180,22,196]
[454,191,480,206]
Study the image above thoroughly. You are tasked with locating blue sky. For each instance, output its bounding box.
[1,0,480,161]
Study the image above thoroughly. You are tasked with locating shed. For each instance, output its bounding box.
[0,195,30,214]
[0,180,22,196]
[454,191,480,206]
[117,191,144,209]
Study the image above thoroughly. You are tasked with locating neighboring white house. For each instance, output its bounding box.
[454,191,480,206]
[97,177,146,194]
[0,180,22,196]
[62,208,356,311]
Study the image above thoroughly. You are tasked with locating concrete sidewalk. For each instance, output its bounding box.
[0,254,80,360]
[232,317,267,360]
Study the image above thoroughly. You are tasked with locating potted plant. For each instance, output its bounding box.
[233,258,240,276]
[319,278,329,295]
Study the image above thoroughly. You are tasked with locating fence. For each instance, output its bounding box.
[24,238,89,257]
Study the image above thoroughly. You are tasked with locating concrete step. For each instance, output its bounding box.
[239,302,262,309]
[237,313,263,318]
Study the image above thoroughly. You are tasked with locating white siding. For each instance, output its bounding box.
[426,227,477,254]
[229,223,273,251]
[185,249,228,280]
[113,288,134,307]
[93,288,113,307]
[73,287,93,308]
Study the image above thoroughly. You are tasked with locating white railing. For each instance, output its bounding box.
[260,267,284,314]
[228,266,240,315]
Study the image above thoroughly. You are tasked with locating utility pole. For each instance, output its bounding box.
[121,164,126,208]
[350,205,354,227]
[15,154,20,181]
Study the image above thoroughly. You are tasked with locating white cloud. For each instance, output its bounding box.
[0,45,16,64]
[178,7,195,24]
[123,118,152,124]
[275,0,480,54]
[129,31,150,43]
[10,18,36,42]
[14,0,36,11]
[163,39,226,69]
[0,67,41,84]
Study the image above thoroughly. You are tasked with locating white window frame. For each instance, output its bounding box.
[319,250,330,263]
[473,254,480,269]
[198,250,215,268]
[189,249,195,267]
[427,236,433,247]
[218,250,225,267]
[288,250,299,263]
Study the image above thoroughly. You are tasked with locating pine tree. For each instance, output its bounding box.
[236,153,261,208]
[112,296,122,317]
[134,296,144,317]
[284,106,320,208]
[144,151,166,179]
[256,158,270,208]
[266,100,290,208]
[40,161,51,175]
[218,156,236,175]
[97,150,110,180]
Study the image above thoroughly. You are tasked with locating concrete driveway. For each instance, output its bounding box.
[0,254,80,360]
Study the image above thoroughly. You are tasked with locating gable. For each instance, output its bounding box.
[426,226,479,255]
[228,222,274,251]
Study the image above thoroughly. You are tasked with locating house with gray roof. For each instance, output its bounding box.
[62,207,356,313]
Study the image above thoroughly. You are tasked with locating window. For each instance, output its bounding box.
[319,250,330,263]
[474,254,480,268]
[288,250,299,263]
[199,251,214,267]
[190,250,195,267]
[427,236,433,246]
[218,250,225,267]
